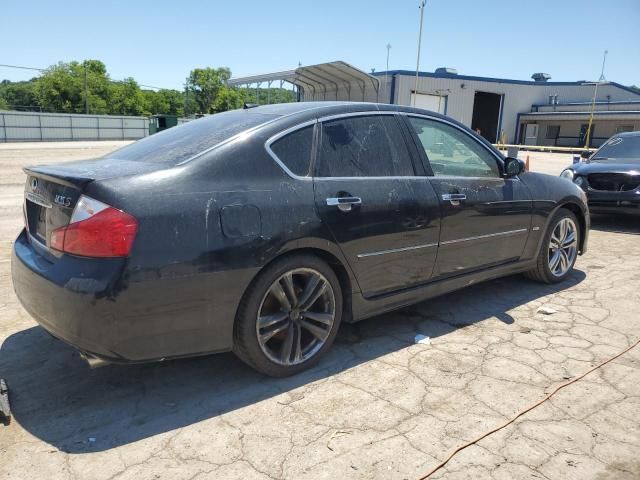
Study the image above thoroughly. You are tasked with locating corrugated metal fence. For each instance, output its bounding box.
[0,111,149,142]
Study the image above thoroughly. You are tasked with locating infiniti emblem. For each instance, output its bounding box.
[31,177,38,190]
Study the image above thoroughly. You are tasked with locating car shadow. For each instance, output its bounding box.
[590,213,640,235]
[0,269,585,453]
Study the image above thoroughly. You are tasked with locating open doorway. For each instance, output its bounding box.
[471,91,502,143]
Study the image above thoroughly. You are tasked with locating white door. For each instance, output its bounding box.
[524,124,539,145]
[410,93,446,114]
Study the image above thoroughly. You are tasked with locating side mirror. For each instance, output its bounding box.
[504,157,525,178]
[580,150,592,160]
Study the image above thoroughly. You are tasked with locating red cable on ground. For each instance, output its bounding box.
[417,337,640,480]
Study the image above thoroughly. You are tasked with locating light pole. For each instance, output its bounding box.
[413,0,427,107]
[385,43,391,103]
[584,49,608,149]
[84,64,89,114]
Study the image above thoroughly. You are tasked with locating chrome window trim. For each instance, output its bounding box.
[264,119,317,181]
[265,110,417,181]
[356,242,438,259]
[316,110,396,123]
[264,109,515,182]
[440,228,528,246]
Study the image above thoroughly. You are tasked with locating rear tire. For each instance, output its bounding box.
[233,254,342,377]
[525,208,580,284]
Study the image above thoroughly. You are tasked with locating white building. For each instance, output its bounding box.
[229,61,640,148]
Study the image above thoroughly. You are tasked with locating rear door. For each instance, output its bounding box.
[313,113,441,297]
[403,115,532,277]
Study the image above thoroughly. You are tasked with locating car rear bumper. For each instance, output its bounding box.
[12,229,127,362]
[12,229,254,363]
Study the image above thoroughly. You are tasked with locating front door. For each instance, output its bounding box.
[404,115,532,277]
[313,113,441,297]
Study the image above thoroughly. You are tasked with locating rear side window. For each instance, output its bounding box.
[107,109,279,165]
[270,125,314,176]
[317,115,415,177]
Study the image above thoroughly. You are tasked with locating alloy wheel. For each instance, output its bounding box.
[548,217,578,277]
[256,268,336,366]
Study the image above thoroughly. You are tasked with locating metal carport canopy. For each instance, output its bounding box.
[228,61,379,102]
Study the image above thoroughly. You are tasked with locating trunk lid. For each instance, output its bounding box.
[23,157,166,250]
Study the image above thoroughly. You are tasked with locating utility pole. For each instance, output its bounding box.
[413,0,427,107]
[385,43,392,103]
[184,82,189,117]
[584,50,608,149]
[84,64,89,114]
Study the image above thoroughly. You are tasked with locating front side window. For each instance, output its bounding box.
[270,125,314,176]
[317,115,415,177]
[408,117,499,178]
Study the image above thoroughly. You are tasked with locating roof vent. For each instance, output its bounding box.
[435,67,458,75]
[531,73,552,82]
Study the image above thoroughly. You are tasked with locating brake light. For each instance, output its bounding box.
[51,196,138,258]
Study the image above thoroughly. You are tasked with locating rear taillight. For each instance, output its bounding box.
[51,196,138,258]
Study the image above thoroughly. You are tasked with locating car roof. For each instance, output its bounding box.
[247,101,451,121]
[614,130,640,138]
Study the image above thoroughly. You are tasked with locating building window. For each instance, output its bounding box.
[545,125,560,139]
[615,125,634,133]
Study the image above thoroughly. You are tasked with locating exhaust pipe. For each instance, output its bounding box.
[81,353,110,369]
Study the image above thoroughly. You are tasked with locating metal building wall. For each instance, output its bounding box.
[392,75,638,143]
[536,101,640,112]
[0,111,149,142]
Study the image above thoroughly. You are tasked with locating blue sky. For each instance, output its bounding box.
[2,0,639,89]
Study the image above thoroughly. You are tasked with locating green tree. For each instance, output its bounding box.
[0,96,8,110]
[34,60,111,113]
[144,89,185,116]
[109,78,147,115]
[186,67,231,114]
[213,86,242,112]
[0,79,39,110]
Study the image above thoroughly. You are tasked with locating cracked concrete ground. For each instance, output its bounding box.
[1,142,639,480]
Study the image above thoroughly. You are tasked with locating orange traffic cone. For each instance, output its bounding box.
[525,155,530,172]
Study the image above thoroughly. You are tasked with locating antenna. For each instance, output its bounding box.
[598,49,608,82]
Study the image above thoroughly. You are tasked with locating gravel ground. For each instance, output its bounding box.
[1,141,638,480]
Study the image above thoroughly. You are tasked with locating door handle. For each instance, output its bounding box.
[326,197,362,212]
[441,193,466,206]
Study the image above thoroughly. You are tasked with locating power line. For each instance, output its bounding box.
[0,62,176,91]
[0,63,44,72]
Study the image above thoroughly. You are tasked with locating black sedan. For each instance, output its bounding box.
[12,102,589,376]
[561,131,640,214]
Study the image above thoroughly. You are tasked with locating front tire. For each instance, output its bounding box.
[525,208,580,284]
[233,254,343,377]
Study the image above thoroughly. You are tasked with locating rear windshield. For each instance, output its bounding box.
[107,109,279,164]
[594,135,640,161]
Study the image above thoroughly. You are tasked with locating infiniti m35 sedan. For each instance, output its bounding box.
[12,102,589,376]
